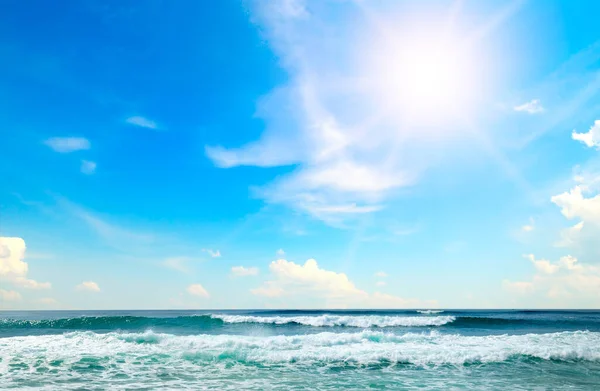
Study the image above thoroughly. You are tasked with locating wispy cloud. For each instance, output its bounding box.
[44,137,90,153]
[206,1,512,224]
[126,116,158,130]
[374,271,387,278]
[81,160,97,175]
[231,266,259,277]
[514,99,544,114]
[521,217,535,232]
[202,249,221,258]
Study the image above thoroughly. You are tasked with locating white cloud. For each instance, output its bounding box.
[126,116,158,129]
[524,254,559,274]
[555,221,584,247]
[514,99,544,114]
[81,160,96,175]
[203,249,221,258]
[187,283,210,298]
[0,237,51,290]
[521,217,534,232]
[205,2,495,223]
[44,137,90,153]
[0,289,22,301]
[375,281,386,287]
[551,185,600,224]
[163,257,191,273]
[374,271,387,278]
[572,119,600,149]
[276,248,285,256]
[252,258,436,308]
[231,266,259,277]
[504,254,600,301]
[76,281,100,292]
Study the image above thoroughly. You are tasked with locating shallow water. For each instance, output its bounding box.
[1,310,599,389]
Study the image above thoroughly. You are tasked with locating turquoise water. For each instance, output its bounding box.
[1,310,600,389]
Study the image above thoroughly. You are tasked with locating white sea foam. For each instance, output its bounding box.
[417,310,444,315]
[211,314,455,327]
[2,330,599,369]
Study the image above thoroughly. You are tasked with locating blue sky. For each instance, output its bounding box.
[1,0,600,309]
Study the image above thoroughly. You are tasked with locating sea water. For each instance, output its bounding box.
[1,310,599,390]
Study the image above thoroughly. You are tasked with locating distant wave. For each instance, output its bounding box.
[211,314,456,327]
[1,313,594,331]
[417,310,444,315]
[2,330,599,368]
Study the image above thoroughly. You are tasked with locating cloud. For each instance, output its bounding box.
[252,258,436,308]
[125,116,158,129]
[44,137,90,153]
[524,254,559,274]
[555,221,584,247]
[163,257,190,273]
[375,281,386,287]
[0,237,51,290]
[206,1,499,223]
[374,271,387,278]
[187,283,209,298]
[231,266,259,277]
[0,289,22,301]
[203,249,221,258]
[276,248,285,256]
[521,217,534,232]
[76,281,100,292]
[514,99,544,114]
[504,254,600,300]
[81,160,97,175]
[572,119,600,149]
[551,185,600,224]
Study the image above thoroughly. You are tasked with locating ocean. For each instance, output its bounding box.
[1,310,599,390]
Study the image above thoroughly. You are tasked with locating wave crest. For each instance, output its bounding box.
[211,314,455,327]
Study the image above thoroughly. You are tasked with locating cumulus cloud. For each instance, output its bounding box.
[555,221,584,247]
[552,185,600,222]
[203,249,221,258]
[231,266,259,277]
[504,254,600,301]
[252,258,436,308]
[572,119,600,149]
[44,137,90,153]
[514,99,544,114]
[81,160,97,175]
[0,289,22,301]
[76,281,100,292]
[0,237,51,290]
[277,248,285,256]
[524,254,559,274]
[187,283,210,298]
[125,116,158,129]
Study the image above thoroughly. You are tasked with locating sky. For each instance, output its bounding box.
[1,0,600,310]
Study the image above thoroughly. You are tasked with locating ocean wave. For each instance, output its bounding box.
[2,330,599,369]
[211,314,455,327]
[417,310,444,315]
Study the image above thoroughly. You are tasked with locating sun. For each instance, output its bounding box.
[364,28,479,124]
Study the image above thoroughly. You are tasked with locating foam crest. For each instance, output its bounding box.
[211,314,455,327]
[2,330,599,369]
[417,310,444,314]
